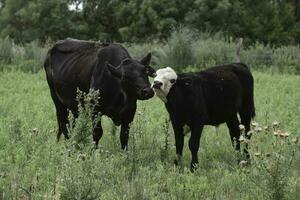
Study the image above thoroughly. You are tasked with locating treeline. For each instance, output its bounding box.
[0,0,300,45]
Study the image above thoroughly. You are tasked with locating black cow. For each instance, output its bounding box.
[152,63,255,171]
[44,38,155,149]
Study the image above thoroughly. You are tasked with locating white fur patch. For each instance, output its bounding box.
[152,67,177,102]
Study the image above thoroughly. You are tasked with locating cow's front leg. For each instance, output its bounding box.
[93,119,103,147]
[172,123,184,166]
[189,123,204,172]
[120,123,130,150]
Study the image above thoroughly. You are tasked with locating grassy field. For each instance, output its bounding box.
[0,69,299,200]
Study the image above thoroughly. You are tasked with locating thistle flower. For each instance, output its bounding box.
[273,131,280,136]
[254,127,263,133]
[239,160,248,167]
[31,128,39,135]
[279,131,289,138]
[239,135,245,143]
[254,152,261,157]
[292,136,299,144]
[239,124,245,132]
[272,121,280,128]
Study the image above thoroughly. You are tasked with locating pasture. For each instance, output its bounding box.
[0,69,299,200]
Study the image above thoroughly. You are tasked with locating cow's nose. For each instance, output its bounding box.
[141,87,154,98]
[152,81,163,89]
[142,87,153,95]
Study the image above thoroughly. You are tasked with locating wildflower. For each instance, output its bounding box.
[254,127,262,133]
[279,131,289,138]
[264,126,269,131]
[31,128,39,135]
[239,135,245,143]
[239,124,245,132]
[254,152,261,157]
[239,160,248,167]
[272,121,280,128]
[273,131,280,136]
[246,130,254,137]
[251,122,259,127]
[292,136,299,144]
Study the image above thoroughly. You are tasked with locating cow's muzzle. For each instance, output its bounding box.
[138,87,154,100]
[152,81,163,89]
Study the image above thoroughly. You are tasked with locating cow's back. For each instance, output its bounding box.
[44,39,104,110]
[197,69,243,125]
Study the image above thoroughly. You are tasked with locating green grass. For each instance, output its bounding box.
[0,69,299,199]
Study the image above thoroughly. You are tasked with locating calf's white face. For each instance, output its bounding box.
[152,67,177,102]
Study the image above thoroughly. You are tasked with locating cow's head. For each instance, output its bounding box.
[151,67,192,102]
[107,53,156,100]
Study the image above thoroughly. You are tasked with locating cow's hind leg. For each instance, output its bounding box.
[49,89,69,141]
[239,112,252,160]
[189,122,204,172]
[226,116,241,162]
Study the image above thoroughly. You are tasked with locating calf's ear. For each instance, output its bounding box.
[106,61,122,78]
[140,53,151,66]
[178,77,193,86]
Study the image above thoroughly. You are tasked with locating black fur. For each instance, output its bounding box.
[164,63,255,171]
[44,38,155,149]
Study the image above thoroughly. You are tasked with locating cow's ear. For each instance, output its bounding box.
[106,61,122,78]
[145,66,156,77]
[140,53,151,66]
[177,77,193,86]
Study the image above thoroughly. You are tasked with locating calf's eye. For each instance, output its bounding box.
[170,79,176,84]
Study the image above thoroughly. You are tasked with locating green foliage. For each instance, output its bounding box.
[0,0,300,45]
[0,36,14,64]
[68,89,100,151]
[155,27,197,71]
[0,39,47,73]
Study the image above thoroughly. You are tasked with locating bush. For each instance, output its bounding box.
[155,27,197,71]
[0,36,14,64]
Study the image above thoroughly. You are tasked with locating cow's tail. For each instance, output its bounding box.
[44,48,54,88]
[244,71,256,119]
[249,82,256,119]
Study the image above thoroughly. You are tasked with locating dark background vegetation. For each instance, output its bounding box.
[1,0,300,45]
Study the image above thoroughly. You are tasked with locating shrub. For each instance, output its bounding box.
[155,27,197,71]
[67,89,100,152]
[0,36,14,64]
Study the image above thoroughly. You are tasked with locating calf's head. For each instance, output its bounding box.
[107,53,156,100]
[151,67,178,102]
[152,67,193,102]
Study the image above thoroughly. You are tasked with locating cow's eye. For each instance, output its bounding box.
[170,79,176,84]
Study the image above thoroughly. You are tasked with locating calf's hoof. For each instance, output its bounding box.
[190,162,198,173]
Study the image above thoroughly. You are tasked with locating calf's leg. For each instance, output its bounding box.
[172,123,184,166]
[189,123,204,172]
[120,123,130,150]
[239,112,252,160]
[226,116,242,162]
